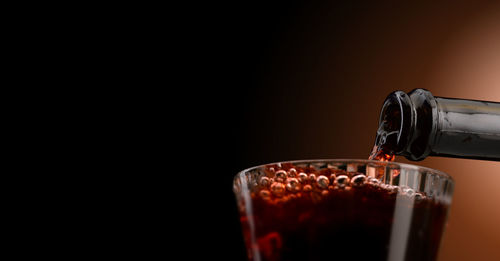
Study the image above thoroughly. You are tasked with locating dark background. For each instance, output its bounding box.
[193,1,500,260]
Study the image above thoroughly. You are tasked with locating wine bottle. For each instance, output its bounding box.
[371,89,500,161]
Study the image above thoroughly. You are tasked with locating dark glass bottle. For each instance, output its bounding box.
[373,89,500,161]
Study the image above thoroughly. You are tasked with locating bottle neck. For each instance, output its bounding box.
[431,97,500,161]
[377,89,500,161]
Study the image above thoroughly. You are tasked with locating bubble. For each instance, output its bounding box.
[321,190,329,196]
[335,175,350,188]
[286,178,301,192]
[260,176,271,186]
[316,175,330,189]
[329,174,337,183]
[275,170,288,182]
[413,192,425,201]
[379,183,389,190]
[271,182,286,197]
[367,177,381,185]
[287,177,299,185]
[303,184,312,192]
[269,167,275,173]
[386,184,399,193]
[350,174,366,187]
[288,168,297,178]
[259,189,271,199]
[402,187,415,197]
[308,174,316,182]
[298,172,308,183]
[347,171,363,178]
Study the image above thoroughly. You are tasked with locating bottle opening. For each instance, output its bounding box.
[370,91,413,160]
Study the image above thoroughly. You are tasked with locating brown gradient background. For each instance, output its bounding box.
[207,1,500,260]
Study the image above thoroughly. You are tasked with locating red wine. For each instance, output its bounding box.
[239,163,450,261]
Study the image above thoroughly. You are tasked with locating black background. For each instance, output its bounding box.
[196,2,386,259]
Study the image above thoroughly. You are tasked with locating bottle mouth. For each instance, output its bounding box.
[377,91,413,154]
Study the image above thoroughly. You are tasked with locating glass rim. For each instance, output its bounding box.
[236,158,453,183]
